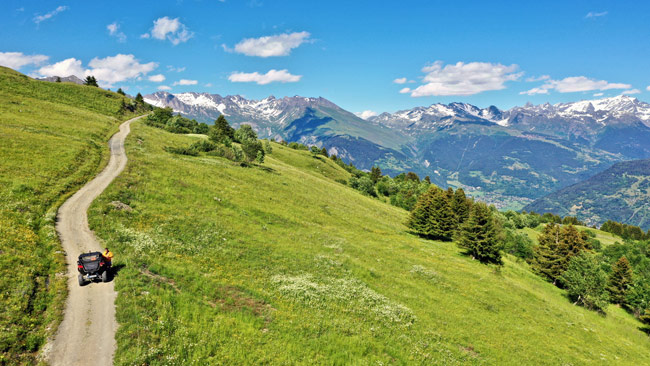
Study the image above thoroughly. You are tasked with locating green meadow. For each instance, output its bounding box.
[87,121,650,365]
[0,67,141,364]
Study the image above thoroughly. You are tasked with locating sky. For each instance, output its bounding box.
[1,0,649,116]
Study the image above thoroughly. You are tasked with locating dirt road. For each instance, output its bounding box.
[46,115,144,366]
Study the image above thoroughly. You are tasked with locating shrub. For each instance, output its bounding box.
[234,124,258,143]
[561,252,608,312]
[189,139,217,152]
[241,139,264,163]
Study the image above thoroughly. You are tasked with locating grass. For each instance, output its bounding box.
[87,121,650,365]
[518,225,622,248]
[0,66,142,365]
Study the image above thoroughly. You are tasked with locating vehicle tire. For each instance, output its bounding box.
[78,274,85,286]
[101,270,108,283]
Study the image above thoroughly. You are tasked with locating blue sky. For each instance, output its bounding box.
[1,0,649,115]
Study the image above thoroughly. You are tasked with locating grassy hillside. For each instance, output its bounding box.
[525,159,650,230]
[88,121,650,365]
[0,66,142,364]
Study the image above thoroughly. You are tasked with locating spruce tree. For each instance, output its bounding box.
[212,115,235,141]
[457,202,502,265]
[117,88,126,96]
[135,93,144,104]
[531,223,566,284]
[370,166,382,183]
[607,256,634,305]
[406,187,437,237]
[561,224,590,257]
[451,188,471,228]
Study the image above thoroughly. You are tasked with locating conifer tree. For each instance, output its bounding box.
[117,88,126,96]
[407,187,437,237]
[561,224,590,257]
[531,223,565,284]
[84,75,98,87]
[607,256,634,305]
[55,76,61,82]
[451,188,471,227]
[135,93,144,104]
[370,166,382,183]
[457,202,502,265]
[428,188,455,241]
[210,115,236,142]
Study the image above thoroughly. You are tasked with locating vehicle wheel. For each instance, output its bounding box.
[78,274,85,286]
[101,270,108,283]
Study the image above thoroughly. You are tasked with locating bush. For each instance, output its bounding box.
[189,139,217,152]
[349,176,376,197]
[561,252,609,312]
[234,124,258,143]
[241,139,264,163]
[164,145,199,156]
[503,228,534,260]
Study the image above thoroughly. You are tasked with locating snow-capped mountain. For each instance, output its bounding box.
[144,91,650,210]
[369,95,650,133]
[369,103,506,131]
[144,91,412,171]
[145,91,338,125]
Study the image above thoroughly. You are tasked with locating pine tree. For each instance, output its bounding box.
[55,76,61,82]
[135,93,144,104]
[457,202,502,265]
[84,75,98,87]
[451,188,471,228]
[370,166,382,183]
[607,256,634,305]
[117,88,126,96]
[531,223,566,284]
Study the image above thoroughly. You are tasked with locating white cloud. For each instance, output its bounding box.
[34,5,68,24]
[143,17,194,45]
[408,61,521,97]
[228,69,301,85]
[393,77,408,84]
[586,11,608,18]
[521,76,631,95]
[525,75,550,82]
[107,22,127,43]
[621,89,641,95]
[519,87,549,96]
[593,92,604,97]
[87,54,157,87]
[0,52,49,69]
[37,58,85,78]
[230,31,310,57]
[148,74,165,82]
[354,110,378,120]
[399,87,411,94]
[158,85,172,91]
[167,65,186,72]
[173,79,198,86]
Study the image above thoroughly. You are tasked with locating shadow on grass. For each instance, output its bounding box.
[638,326,650,335]
[107,263,126,282]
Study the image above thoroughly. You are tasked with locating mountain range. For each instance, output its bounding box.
[525,159,650,230]
[144,91,650,212]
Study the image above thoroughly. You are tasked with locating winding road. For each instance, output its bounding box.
[46,115,144,366]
